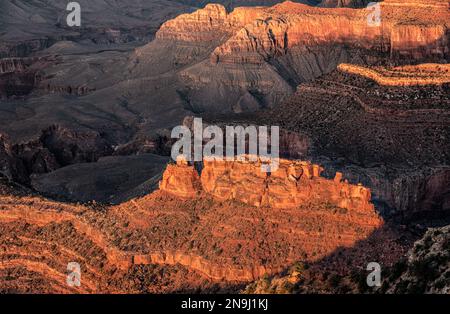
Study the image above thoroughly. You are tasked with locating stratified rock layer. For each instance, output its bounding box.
[160,157,374,213]
[156,2,450,64]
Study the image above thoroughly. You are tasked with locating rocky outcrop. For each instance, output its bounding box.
[213,1,449,64]
[0,57,51,99]
[159,158,202,198]
[41,84,95,96]
[156,4,265,42]
[0,177,383,287]
[383,0,448,7]
[0,38,55,58]
[390,24,449,62]
[0,135,27,183]
[36,125,113,167]
[159,156,375,213]
[130,1,449,116]
[250,65,449,217]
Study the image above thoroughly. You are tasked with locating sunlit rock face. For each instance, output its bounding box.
[156,1,449,65]
[159,158,202,198]
[159,156,375,213]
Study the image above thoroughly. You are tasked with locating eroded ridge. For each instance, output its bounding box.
[338,63,450,86]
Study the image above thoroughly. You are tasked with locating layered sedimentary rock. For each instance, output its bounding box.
[0,126,114,185]
[156,4,265,42]
[320,0,377,7]
[0,170,383,291]
[159,158,202,198]
[390,24,448,62]
[159,156,374,213]
[252,66,450,216]
[338,63,450,86]
[156,1,449,65]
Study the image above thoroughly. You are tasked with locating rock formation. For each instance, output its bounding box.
[159,157,202,198]
[0,58,27,74]
[252,65,450,216]
[0,170,383,291]
[0,0,448,294]
[156,1,449,65]
[159,156,374,213]
[320,0,378,7]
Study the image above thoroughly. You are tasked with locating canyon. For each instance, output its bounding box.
[0,0,449,293]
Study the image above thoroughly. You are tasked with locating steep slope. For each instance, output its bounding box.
[381,225,450,294]
[129,1,449,115]
[245,65,450,217]
[0,157,383,292]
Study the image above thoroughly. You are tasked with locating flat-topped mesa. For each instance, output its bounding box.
[159,156,375,213]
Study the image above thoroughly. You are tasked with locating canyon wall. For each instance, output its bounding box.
[156,2,449,65]
[156,4,264,42]
[390,24,449,62]
[159,156,374,213]
[0,58,27,74]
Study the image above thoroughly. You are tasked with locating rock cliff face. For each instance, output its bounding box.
[133,1,450,114]
[320,0,377,7]
[338,63,450,86]
[210,4,387,64]
[0,58,27,74]
[160,156,374,213]
[156,2,449,65]
[0,135,27,183]
[159,159,202,198]
[0,126,113,185]
[156,4,266,42]
[252,65,450,217]
[390,24,448,62]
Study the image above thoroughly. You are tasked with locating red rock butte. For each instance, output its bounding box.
[160,156,375,213]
